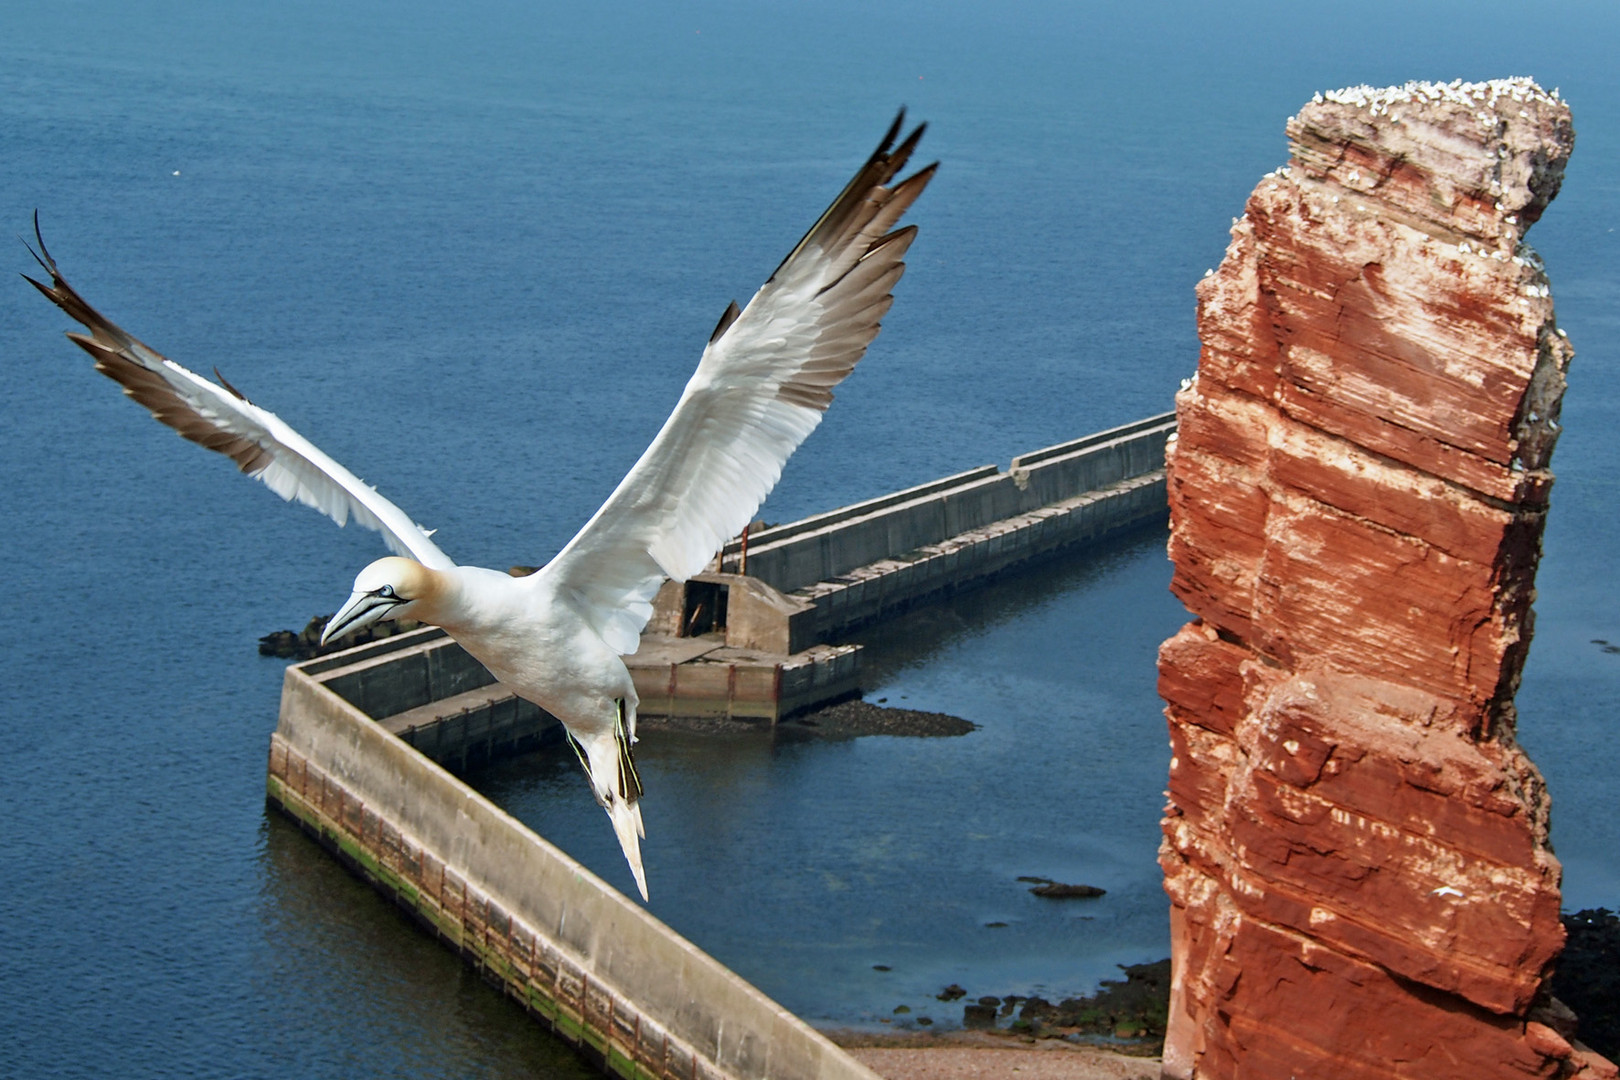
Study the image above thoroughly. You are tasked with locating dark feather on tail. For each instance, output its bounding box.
[614,699,643,801]
[565,730,592,780]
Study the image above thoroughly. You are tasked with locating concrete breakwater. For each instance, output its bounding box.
[716,412,1174,648]
[267,411,1177,1079]
[269,659,883,1080]
[294,628,560,770]
[269,411,1175,742]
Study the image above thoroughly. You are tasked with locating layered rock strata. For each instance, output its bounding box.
[1158,79,1613,1079]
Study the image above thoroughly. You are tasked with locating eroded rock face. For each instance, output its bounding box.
[1159,79,1615,1079]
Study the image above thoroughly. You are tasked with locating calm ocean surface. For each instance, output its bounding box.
[2,1,1616,1075]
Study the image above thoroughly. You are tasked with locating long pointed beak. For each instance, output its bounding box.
[321,592,395,647]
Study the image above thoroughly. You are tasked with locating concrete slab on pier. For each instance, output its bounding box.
[627,633,726,666]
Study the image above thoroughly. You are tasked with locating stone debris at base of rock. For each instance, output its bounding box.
[1554,909,1620,1061]
[931,961,1171,1051]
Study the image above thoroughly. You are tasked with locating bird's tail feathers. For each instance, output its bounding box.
[608,797,648,902]
[614,698,643,801]
[567,709,648,901]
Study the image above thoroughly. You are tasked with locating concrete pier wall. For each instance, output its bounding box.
[794,466,1166,643]
[628,642,861,723]
[268,662,880,1080]
[724,412,1175,598]
[720,413,1175,642]
[305,628,561,769]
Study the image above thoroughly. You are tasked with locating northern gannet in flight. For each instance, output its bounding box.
[26,113,935,902]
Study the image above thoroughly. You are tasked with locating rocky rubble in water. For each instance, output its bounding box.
[258,614,423,659]
[951,961,1171,1054]
[262,565,536,658]
[640,698,977,738]
[1555,910,1620,1061]
[843,939,1620,1064]
[778,698,976,738]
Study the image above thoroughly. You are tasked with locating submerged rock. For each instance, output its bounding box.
[961,1004,996,1029]
[1028,882,1105,899]
[778,698,976,739]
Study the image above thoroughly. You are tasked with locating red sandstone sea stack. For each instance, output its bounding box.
[1158,78,1614,1079]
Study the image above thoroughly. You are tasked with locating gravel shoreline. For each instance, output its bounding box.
[828,1031,1158,1080]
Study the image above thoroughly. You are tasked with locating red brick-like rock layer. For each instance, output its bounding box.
[1159,79,1614,1079]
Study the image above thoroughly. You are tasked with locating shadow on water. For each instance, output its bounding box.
[257,812,599,1080]
[470,523,1185,1030]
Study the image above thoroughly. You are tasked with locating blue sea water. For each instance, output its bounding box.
[1,1,1616,1075]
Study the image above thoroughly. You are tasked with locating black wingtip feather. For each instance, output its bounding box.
[879,108,906,153]
[766,111,929,286]
[21,223,140,355]
[21,241,51,279]
[22,212,56,280]
[891,122,926,169]
[31,210,58,275]
[709,299,742,345]
[213,366,250,402]
[20,272,53,299]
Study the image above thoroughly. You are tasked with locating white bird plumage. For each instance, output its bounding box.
[25,112,935,902]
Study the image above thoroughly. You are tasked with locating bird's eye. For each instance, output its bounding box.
[378,585,395,599]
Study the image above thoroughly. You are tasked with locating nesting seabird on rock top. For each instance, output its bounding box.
[25,111,935,902]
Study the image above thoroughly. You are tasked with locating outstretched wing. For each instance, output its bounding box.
[24,219,454,570]
[541,112,935,654]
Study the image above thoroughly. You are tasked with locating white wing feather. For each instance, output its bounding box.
[25,231,453,571]
[540,114,935,654]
